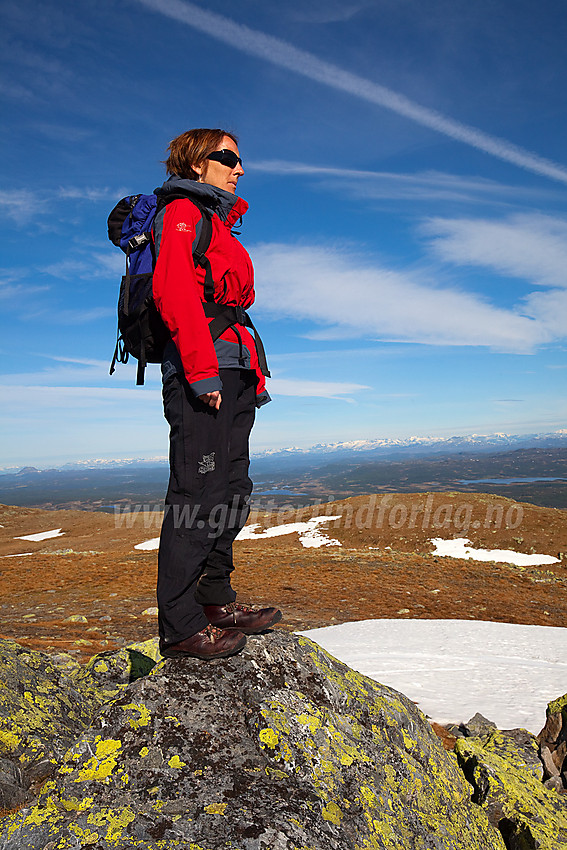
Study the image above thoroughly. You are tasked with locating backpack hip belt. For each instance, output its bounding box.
[202,302,271,378]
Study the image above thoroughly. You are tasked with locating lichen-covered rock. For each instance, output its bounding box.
[0,639,102,815]
[0,639,96,769]
[463,714,498,739]
[74,638,163,707]
[471,728,543,781]
[0,638,162,815]
[48,653,82,679]
[455,729,567,849]
[0,632,503,850]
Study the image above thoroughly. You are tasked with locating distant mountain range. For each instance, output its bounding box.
[1,440,566,512]
[3,429,567,474]
[253,430,567,462]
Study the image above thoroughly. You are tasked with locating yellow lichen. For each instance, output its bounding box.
[59,794,94,812]
[86,807,136,843]
[0,729,21,753]
[68,825,100,844]
[265,766,288,780]
[296,712,322,733]
[0,634,506,849]
[259,727,280,748]
[456,737,567,848]
[204,802,228,815]
[75,738,122,782]
[121,702,151,729]
[322,800,342,825]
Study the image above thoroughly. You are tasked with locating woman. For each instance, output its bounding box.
[153,128,281,659]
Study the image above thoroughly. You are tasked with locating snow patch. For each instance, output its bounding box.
[14,528,65,542]
[134,537,160,551]
[302,619,567,733]
[236,515,341,548]
[431,537,560,566]
[1,552,34,558]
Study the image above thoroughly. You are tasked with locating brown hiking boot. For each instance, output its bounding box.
[160,624,246,659]
[202,602,282,634]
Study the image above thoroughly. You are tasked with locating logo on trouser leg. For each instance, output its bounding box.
[198,452,216,474]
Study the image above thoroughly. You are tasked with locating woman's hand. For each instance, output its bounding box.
[199,391,222,410]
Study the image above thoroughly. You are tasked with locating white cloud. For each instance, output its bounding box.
[136,0,567,185]
[0,267,50,301]
[0,383,167,464]
[0,385,162,411]
[41,251,123,280]
[0,268,28,286]
[267,345,413,364]
[422,213,567,287]
[35,124,93,143]
[0,189,47,224]
[268,377,369,400]
[250,242,550,353]
[522,288,567,337]
[0,186,125,227]
[249,162,558,206]
[58,187,126,202]
[39,354,111,369]
[0,358,161,388]
[29,307,115,325]
[0,80,35,100]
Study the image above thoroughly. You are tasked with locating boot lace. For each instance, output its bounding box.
[225,602,255,614]
[203,624,224,643]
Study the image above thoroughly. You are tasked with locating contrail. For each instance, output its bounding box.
[136,0,567,186]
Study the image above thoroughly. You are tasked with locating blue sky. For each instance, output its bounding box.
[2,0,566,467]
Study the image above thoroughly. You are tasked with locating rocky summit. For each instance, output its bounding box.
[0,631,566,849]
[0,631,498,850]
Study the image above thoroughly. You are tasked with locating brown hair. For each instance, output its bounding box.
[164,128,239,179]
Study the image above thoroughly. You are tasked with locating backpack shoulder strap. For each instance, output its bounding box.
[154,195,215,300]
[191,208,214,301]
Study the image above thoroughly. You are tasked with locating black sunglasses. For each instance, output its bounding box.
[206,149,243,169]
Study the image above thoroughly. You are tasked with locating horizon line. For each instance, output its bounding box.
[2,428,566,472]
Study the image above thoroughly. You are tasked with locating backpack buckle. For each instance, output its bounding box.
[234,305,248,326]
[128,232,150,251]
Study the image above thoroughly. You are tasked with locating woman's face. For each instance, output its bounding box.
[195,135,244,194]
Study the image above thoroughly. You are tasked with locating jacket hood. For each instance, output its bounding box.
[155,175,248,227]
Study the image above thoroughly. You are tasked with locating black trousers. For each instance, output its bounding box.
[157,369,256,644]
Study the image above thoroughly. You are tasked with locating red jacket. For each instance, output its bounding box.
[152,178,270,406]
